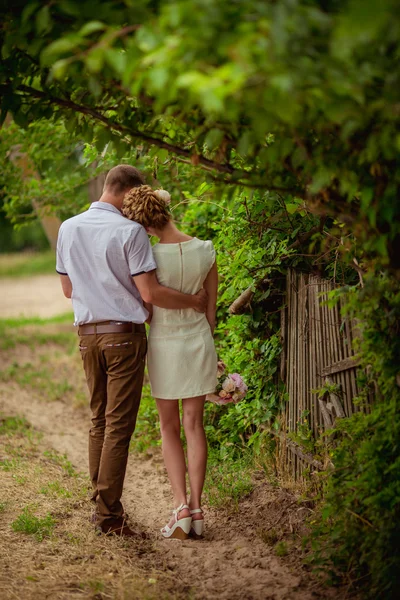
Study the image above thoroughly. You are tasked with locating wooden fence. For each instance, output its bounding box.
[279,269,364,476]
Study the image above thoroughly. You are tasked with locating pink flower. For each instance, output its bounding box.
[230,373,248,393]
[222,377,235,393]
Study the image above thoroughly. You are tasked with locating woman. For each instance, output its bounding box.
[122,185,218,540]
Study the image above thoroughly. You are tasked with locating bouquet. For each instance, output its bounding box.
[206,361,248,405]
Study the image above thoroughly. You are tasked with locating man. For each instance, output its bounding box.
[56,165,207,537]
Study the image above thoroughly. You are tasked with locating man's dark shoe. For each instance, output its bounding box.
[90,510,130,525]
[99,518,147,539]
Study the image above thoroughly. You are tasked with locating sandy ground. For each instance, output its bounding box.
[0,275,71,318]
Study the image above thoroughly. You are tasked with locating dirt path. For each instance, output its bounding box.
[0,274,71,318]
[0,385,338,600]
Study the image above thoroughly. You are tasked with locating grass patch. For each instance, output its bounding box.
[39,481,72,498]
[0,314,75,351]
[130,382,161,453]
[86,580,105,594]
[0,313,73,328]
[0,414,41,472]
[0,414,31,436]
[274,541,289,557]
[204,450,255,509]
[0,457,21,471]
[259,528,279,545]
[11,507,56,541]
[0,250,56,278]
[0,361,73,401]
[43,449,78,478]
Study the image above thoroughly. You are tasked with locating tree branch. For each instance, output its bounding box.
[8,84,306,193]
[16,85,235,174]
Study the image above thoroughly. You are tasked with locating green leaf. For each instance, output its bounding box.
[237,132,252,157]
[36,5,51,35]
[148,67,168,91]
[85,49,104,73]
[105,49,127,75]
[58,1,81,17]
[205,128,224,151]
[22,2,40,25]
[285,203,299,215]
[79,21,106,37]
[87,76,103,97]
[51,59,70,79]
[41,38,80,65]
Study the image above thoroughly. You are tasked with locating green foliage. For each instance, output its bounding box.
[0,119,90,228]
[0,208,49,253]
[1,0,400,270]
[288,410,316,454]
[12,507,56,541]
[309,274,400,599]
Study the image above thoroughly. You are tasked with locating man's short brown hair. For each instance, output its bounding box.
[104,165,145,194]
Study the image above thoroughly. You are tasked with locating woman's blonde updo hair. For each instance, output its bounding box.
[122,185,171,229]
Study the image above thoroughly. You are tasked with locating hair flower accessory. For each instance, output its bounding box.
[154,189,171,205]
[206,361,248,406]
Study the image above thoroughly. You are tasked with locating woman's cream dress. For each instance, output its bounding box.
[147,237,218,400]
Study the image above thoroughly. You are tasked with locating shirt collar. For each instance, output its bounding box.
[89,201,122,215]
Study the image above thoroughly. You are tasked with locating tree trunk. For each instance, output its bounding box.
[8,145,61,251]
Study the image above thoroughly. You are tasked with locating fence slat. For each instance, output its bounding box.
[283,269,369,478]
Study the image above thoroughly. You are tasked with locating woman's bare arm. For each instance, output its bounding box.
[133,271,207,312]
[203,261,218,333]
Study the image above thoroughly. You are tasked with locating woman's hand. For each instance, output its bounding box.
[144,301,153,324]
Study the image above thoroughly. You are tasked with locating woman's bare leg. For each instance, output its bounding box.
[156,399,190,522]
[182,396,207,516]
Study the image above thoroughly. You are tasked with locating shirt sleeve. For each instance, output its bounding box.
[56,225,68,275]
[128,226,157,277]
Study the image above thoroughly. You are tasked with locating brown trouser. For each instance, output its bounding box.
[78,324,147,527]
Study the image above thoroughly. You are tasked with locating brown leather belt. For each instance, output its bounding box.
[78,321,145,335]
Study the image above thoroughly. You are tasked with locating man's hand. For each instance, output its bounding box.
[193,288,208,313]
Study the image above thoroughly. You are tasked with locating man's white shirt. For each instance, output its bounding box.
[56,202,156,325]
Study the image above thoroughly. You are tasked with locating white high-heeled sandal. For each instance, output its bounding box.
[161,504,192,540]
[190,508,204,538]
